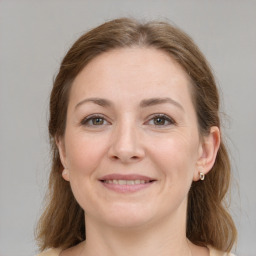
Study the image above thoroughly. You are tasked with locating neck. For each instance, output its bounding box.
[81,209,191,256]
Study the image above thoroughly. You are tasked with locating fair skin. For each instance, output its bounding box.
[57,47,220,256]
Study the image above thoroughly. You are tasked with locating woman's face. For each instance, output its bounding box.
[58,47,212,229]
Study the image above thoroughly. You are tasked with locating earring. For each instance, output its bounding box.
[62,168,69,180]
[199,172,205,181]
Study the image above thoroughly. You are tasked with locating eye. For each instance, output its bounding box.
[147,114,175,127]
[81,114,110,127]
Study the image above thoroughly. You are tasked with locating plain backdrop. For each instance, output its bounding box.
[0,1,255,256]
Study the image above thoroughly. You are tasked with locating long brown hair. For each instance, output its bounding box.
[36,18,237,252]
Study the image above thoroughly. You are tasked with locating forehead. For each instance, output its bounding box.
[69,47,193,108]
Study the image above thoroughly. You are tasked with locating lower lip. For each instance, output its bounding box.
[100,181,155,193]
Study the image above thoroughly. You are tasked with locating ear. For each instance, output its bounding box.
[193,126,220,181]
[55,136,70,181]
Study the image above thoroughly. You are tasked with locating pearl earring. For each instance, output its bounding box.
[199,172,205,181]
[62,168,69,180]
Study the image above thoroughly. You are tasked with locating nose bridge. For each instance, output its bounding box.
[109,115,144,162]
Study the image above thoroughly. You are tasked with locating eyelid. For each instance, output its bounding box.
[145,113,176,126]
[80,113,176,127]
[80,114,111,126]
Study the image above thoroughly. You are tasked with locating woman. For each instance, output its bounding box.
[36,18,237,256]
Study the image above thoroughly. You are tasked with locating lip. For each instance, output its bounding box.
[99,174,156,193]
[99,174,155,181]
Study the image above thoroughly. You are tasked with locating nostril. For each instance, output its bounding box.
[108,144,145,163]
[111,155,139,161]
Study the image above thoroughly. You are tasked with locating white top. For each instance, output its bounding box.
[37,246,236,256]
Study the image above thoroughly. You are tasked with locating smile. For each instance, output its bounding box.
[99,174,156,193]
[102,179,152,185]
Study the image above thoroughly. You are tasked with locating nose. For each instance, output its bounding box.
[108,121,145,163]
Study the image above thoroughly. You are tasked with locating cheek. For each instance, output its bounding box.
[65,132,107,176]
[64,133,108,211]
[148,131,199,180]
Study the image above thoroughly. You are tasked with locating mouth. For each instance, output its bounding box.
[99,174,156,193]
[102,179,154,185]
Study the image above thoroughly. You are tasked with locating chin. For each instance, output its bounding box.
[106,215,151,229]
[98,203,156,229]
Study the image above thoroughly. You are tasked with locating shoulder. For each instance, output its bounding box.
[36,248,62,256]
[208,245,236,256]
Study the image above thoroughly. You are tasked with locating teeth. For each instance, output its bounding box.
[104,179,150,185]
[119,180,126,185]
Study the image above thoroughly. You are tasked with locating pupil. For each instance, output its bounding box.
[155,117,165,125]
[93,118,103,125]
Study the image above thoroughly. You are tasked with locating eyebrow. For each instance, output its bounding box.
[75,98,113,109]
[139,97,184,111]
[75,97,184,111]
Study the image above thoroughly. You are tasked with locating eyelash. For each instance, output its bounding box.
[80,114,108,126]
[80,113,176,127]
[146,114,176,127]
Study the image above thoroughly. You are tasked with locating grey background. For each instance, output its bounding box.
[0,1,255,255]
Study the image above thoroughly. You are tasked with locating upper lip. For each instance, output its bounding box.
[99,174,156,182]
